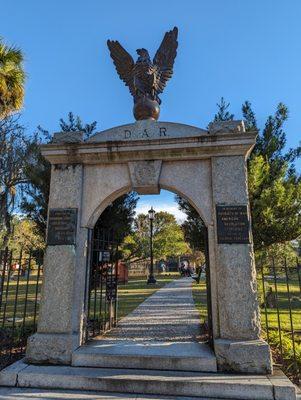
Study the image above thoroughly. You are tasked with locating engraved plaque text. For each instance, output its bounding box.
[47,208,78,245]
[216,205,250,244]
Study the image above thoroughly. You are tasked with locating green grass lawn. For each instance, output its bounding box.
[257,275,301,342]
[1,272,178,330]
[2,271,300,343]
[192,275,301,343]
[191,277,208,324]
[0,271,42,328]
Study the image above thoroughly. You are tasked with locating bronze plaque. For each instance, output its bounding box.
[216,205,250,244]
[47,208,78,245]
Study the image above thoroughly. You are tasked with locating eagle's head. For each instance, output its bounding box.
[136,48,150,62]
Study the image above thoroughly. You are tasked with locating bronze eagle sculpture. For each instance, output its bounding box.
[107,27,178,120]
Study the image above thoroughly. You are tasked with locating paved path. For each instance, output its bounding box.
[100,278,202,342]
[0,279,212,399]
[73,277,215,372]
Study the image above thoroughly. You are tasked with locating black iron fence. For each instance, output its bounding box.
[0,246,300,385]
[86,227,119,339]
[0,248,43,367]
[257,257,301,384]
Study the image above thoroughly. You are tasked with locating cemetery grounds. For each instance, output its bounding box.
[0,260,300,384]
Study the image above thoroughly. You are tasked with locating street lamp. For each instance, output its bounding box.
[147,207,156,284]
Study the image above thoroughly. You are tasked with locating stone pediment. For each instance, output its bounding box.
[51,120,248,145]
[87,120,208,143]
[44,120,255,165]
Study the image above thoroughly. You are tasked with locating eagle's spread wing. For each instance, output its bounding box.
[107,40,135,96]
[153,27,178,94]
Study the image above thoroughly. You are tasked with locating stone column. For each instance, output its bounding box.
[211,155,272,374]
[26,163,88,364]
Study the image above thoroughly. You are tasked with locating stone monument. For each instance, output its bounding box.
[0,27,297,400]
[26,26,271,373]
[24,116,273,376]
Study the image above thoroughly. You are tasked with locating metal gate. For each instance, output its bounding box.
[86,226,119,339]
[204,227,213,346]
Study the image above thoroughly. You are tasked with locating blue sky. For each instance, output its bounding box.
[2,0,300,218]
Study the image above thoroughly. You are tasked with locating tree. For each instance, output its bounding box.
[0,115,29,247]
[20,113,98,239]
[6,216,44,254]
[94,192,138,245]
[176,98,301,252]
[0,39,26,248]
[248,152,301,249]
[179,99,244,252]
[0,39,25,118]
[256,242,298,269]
[21,113,139,243]
[20,137,51,238]
[122,212,190,262]
[213,97,234,122]
[59,112,97,140]
[176,195,206,252]
[242,101,301,249]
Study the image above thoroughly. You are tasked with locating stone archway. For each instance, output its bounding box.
[84,186,213,345]
[26,119,272,374]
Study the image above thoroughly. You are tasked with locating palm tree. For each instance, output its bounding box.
[0,39,25,118]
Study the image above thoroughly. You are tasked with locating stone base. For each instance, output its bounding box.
[72,340,217,372]
[0,359,296,400]
[214,338,273,374]
[26,333,79,365]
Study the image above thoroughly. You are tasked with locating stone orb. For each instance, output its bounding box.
[133,98,160,121]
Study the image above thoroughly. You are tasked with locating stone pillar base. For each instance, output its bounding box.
[214,338,273,374]
[26,333,79,365]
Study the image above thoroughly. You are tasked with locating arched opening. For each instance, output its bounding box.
[84,189,213,346]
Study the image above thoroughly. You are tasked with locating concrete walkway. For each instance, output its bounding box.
[72,278,216,372]
[0,279,298,399]
[0,278,216,398]
[101,277,202,342]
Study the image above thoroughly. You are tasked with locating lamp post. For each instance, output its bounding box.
[147,207,156,284]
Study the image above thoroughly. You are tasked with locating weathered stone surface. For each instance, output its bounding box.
[87,120,208,142]
[1,387,216,400]
[41,122,257,166]
[29,121,271,375]
[208,120,246,135]
[212,156,248,204]
[216,244,260,340]
[212,156,261,341]
[0,359,27,387]
[49,164,83,208]
[26,163,86,363]
[26,333,79,365]
[128,160,162,194]
[268,369,297,400]
[73,341,216,372]
[82,164,131,228]
[215,339,272,374]
[37,246,75,333]
[52,131,84,144]
[159,159,212,226]
[0,363,277,399]
[0,359,296,399]
[0,387,242,400]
